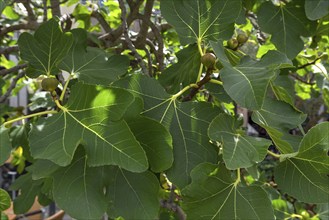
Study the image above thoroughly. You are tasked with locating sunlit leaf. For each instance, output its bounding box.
[0,189,11,211]
[29,82,148,172]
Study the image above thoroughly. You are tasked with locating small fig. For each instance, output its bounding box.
[201,53,216,69]
[237,34,248,44]
[41,77,59,92]
[227,38,239,50]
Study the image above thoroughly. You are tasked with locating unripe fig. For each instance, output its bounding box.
[41,77,59,92]
[237,34,248,44]
[227,38,239,50]
[201,53,216,69]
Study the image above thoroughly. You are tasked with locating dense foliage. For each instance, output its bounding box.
[0,0,328,219]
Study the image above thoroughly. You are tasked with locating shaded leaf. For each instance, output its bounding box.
[275,122,329,203]
[114,75,221,188]
[29,82,148,172]
[182,163,275,220]
[52,153,107,219]
[0,189,10,211]
[161,0,242,45]
[127,116,173,173]
[106,167,160,220]
[258,1,316,58]
[209,114,271,169]
[0,126,11,165]
[10,173,43,214]
[18,18,73,77]
[252,98,306,153]
[60,29,129,85]
[305,0,329,20]
[159,44,201,94]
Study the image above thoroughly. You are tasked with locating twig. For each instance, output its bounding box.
[118,0,148,74]
[181,68,213,102]
[43,0,48,22]
[246,11,267,45]
[0,63,28,77]
[91,10,112,33]
[160,185,186,220]
[296,57,321,70]
[289,72,315,85]
[0,46,19,55]
[0,71,26,103]
[98,0,143,44]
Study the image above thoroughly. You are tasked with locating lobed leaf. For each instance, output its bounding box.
[275,122,329,203]
[211,41,292,110]
[60,29,129,85]
[182,163,275,219]
[258,1,316,58]
[114,75,221,188]
[106,167,160,220]
[29,82,148,172]
[18,18,73,77]
[161,0,242,45]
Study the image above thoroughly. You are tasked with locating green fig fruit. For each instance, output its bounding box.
[227,38,239,50]
[237,34,248,44]
[41,77,59,92]
[201,53,216,69]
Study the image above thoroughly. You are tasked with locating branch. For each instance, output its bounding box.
[0,63,28,77]
[0,22,39,38]
[91,10,112,33]
[98,0,143,44]
[20,0,37,21]
[137,13,165,71]
[118,0,147,74]
[135,0,154,47]
[0,71,26,103]
[0,46,19,55]
[50,0,61,17]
